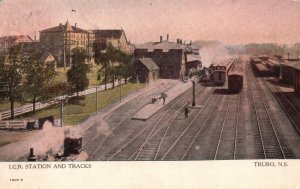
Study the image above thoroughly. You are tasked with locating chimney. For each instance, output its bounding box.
[190,40,192,45]
[167,34,169,42]
[177,39,180,44]
[160,36,163,43]
[75,23,77,28]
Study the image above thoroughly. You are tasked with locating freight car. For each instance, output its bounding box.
[265,59,281,77]
[228,59,243,92]
[213,57,237,85]
[253,63,271,76]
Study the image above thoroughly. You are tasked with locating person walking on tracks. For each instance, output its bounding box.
[184,106,189,118]
[161,92,168,105]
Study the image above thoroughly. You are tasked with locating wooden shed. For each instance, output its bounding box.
[133,58,159,83]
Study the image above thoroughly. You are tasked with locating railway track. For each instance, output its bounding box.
[86,83,213,160]
[262,77,300,134]
[213,94,241,160]
[103,86,208,161]
[82,81,176,148]
[247,65,286,159]
[135,88,218,161]
[161,93,221,160]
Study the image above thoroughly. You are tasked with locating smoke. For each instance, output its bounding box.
[29,121,65,155]
[200,44,230,67]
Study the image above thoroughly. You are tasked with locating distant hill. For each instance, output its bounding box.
[191,40,222,49]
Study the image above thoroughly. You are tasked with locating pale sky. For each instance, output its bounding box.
[0,0,300,45]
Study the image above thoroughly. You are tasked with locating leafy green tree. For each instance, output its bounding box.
[115,52,133,84]
[22,51,56,113]
[95,43,133,88]
[67,47,90,96]
[0,45,24,119]
[95,43,118,89]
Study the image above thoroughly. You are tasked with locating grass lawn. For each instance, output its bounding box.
[0,65,101,112]
[17,83,145,126]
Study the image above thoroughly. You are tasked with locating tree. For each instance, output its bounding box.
[67,47,90,96]
[22,51,56,114]
[95,43,119,89]
[0,45,24,119]
[115,52,133,84]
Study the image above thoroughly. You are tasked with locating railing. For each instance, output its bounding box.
[0,119,61,130]
[0,79,127,120]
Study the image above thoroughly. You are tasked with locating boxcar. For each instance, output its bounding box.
[228,59,243,92]
[228,71,243,92]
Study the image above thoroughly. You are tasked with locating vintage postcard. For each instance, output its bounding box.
[1,0,300,188]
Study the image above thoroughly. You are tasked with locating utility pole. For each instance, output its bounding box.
[63,33,66,70]
[192,80,196,106]
[96,85,98,113]
[60,100,64,127]
[119,79,122,102]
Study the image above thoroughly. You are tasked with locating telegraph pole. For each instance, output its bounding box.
[96,85,98,113]
[60,100,64,127]
[192,80,196,106]
[119,79,122,102]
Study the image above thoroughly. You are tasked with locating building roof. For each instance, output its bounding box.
[135,41,185,52]
[0,35,33,43]
[139,58,159,71]
[40,21,89,33]
[290,62,300,70]
[39,52,56,62]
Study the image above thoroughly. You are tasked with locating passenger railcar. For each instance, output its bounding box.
[213,57,237,85]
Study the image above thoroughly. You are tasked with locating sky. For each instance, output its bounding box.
[0,0,300,45]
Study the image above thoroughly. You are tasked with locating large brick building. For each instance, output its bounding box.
[39,20,95,67]
[135,37,186,79]
[92,29,134,54]
[134,36,201,80]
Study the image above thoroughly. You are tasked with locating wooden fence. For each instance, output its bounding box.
[0,119,61,130]
[0,79,126,120]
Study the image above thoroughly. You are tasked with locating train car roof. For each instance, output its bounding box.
[228,71,243,75]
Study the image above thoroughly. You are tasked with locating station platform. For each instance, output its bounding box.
[132,80,193,120]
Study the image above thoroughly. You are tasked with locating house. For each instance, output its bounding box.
[0,35,33,53]
[39,20,95,67]
[92,29,134,54]
[39,52,57,68]
[132,58,159,83]
[134,36,186,79]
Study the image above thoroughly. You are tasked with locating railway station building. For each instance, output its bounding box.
[134,35,201,80]
[291,63,300,95]
[132,58,159,83]
[134,36,186,79]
